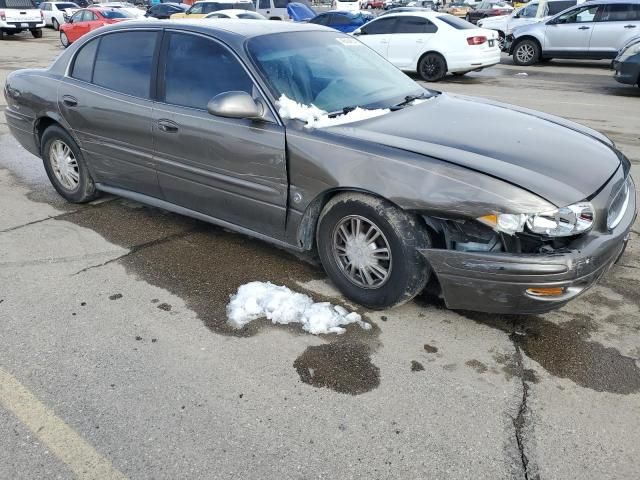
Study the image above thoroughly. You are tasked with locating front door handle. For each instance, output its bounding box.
[62,95,78,107]
[578,26,590,30]
[624,24,637,28]
[157,119,179,133]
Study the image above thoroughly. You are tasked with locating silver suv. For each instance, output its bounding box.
[508,0,640,65]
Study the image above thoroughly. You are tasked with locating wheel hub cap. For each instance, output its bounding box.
[332,215,392,289]
[49,139,79,190]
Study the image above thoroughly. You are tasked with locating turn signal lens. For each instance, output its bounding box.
[526,287,566,297]
[478,213,526,235]
[467,36,487,45]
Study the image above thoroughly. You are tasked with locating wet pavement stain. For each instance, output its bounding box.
[465,359,488,374]
[293,342,380,395]
[410,360,425,372]
[423,344,438,354]
[459,311,640,394]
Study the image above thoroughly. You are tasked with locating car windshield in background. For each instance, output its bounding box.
[436,14,475,29]
[3,0,36,7]
[100,8,132,17]
[247,31,426,114]
[237,11,263,18]
[212,2,254,11]
[56,2,78,8]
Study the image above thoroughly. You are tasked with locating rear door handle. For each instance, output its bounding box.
[624,24,637,28]
[62,95,77,107]
[578,26,590,30]
[157,119,179,133]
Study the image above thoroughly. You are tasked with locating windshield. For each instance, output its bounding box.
[100,8,132,17]
[56,2,78,8]
[247,31,426,114]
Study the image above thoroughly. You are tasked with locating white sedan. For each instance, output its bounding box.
[204,9,267,19]
[39,1,80,30]
[352,11,500,81]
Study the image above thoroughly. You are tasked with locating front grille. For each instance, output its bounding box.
[607,176,631,230]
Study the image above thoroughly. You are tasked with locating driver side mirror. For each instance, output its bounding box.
[207,91,264,120]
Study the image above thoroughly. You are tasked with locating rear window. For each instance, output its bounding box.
[56,2,78,8]
[436,14,475,29]
[203,1,255,12]
[546,0,576,16]
[0,0,37,7]
[100,8,132,18]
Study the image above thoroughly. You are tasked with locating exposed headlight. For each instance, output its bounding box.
[478,202,595,237]
[617,42,640,62]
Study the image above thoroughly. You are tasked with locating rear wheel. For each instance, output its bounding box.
[30,28,42,38]
[52,18,60,30]
[41,125,98,203]
[60,31,70,47]
[513,39,540,66]
[418,52,447,82]
[317,193,431,309]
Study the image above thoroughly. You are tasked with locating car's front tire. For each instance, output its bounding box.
[418,52,447,82]
[41,125,98,203]
[60,31,70,47]
[30,28,42,38]
[513,39,540,66]
[316,193,431,309]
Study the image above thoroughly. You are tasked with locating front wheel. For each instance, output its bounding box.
[60,31,70,47]
[418,52,447,82]
[41,125,99,203]
[513,39,540,66]
[317,194,431,309]
[30,28,43,38]
[498,32,505,50]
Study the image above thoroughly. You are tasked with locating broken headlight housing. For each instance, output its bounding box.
[478,202,595,237]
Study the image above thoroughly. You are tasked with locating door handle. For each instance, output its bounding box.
[62,95,78,107]
[157,119,179,133]
[624,24,637,28]
[578,26,590,30]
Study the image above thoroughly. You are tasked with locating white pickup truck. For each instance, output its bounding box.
[0,0,45,39]
[477,0,578,49]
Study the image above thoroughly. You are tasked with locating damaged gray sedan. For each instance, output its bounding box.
[4,20,636,313]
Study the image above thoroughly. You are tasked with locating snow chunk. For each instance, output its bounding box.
[277,95,389,129]
[227,281,371,335]
[514,72,528,77]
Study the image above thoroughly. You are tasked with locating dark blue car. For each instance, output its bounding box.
[308,10,374,33]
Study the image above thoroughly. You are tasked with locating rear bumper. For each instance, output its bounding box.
[447,47,501,72]
[0,21,45,29]
[612,58,640,86]
[419,176,637,314]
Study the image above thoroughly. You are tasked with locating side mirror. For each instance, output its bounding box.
[207,91,264,120]
[67,17,73,23]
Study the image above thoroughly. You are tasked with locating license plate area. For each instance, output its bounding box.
[488,39,495,47]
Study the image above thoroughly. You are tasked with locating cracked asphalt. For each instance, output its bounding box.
[1,29,640,480]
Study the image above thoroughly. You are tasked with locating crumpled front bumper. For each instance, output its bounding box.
[418,175,637,314]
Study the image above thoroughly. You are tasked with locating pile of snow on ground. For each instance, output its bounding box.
[227,281,371,335]
[277,95,390,129]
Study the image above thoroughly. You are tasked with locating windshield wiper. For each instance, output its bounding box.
[392,92,430,109]
[327,106,358,118]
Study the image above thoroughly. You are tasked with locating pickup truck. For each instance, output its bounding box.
[0,0,45,39]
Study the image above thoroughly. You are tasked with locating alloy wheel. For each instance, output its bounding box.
[49,139,79,191]
[516,43,535,64]
[332,215,392,289]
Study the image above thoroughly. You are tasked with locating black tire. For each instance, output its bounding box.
[498,32,505,50]
[418,52,447,82]
[0,29,4,41]
[316,193,431,309]
[52,18,60,30]
[513,39,540,66]
[452,71,468,76]
[60,31,70,47]
[31,28,43,38]
[41,125,98,203]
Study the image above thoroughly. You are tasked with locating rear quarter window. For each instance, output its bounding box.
[436,14,476,29]
[547,0,576,16]
[71,37,99,82]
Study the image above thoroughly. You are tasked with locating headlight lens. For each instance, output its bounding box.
[478,202,595,237]
[618,42,640,62]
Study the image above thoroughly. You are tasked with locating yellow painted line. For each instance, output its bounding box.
[0,367,128,480]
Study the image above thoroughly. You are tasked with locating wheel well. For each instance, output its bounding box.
[296,189,404,251]
[497,30,505,38]
[416,51,448,72]
[34,116,61,153]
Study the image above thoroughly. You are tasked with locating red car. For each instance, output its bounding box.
[361,0,384,8]
[59,7,132,47]
[465,0,513,24]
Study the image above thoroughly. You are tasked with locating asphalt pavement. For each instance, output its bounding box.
[1,28,639,480]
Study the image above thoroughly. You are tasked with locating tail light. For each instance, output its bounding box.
[467,36,487,45]
[0,10,6,21]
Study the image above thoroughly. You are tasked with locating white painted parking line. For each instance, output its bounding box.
[0,367,128,480]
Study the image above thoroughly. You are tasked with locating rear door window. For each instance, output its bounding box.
[360,17,396,34]
[598,3,639,21]
[394,16,437,33]
[92,31,158,98]
[71,37,98,82]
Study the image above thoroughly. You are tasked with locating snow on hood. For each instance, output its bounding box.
[277,95,390,129]
[227,281,371,335]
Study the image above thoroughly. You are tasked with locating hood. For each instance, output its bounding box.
[323,94,620,207]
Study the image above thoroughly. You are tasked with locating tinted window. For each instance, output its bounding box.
[361,17,395,34]
[2,0,36,7]
[56,2,78,8]
[436,14,475,29]
[331,13,351,25]
[93,31,157,98]
[188,3,203,12]
[309,13,329,25]
[259,0,269,8]
[555,4,599,23]
[162,33,253,110]
[546,1,576,16]
[599,3,639,21]
[273,0,287,6]
[70,9,83,21]
[71,37,98,82]
[395,16,437,33]
[41,3,51,10]
[100,9,131,18]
